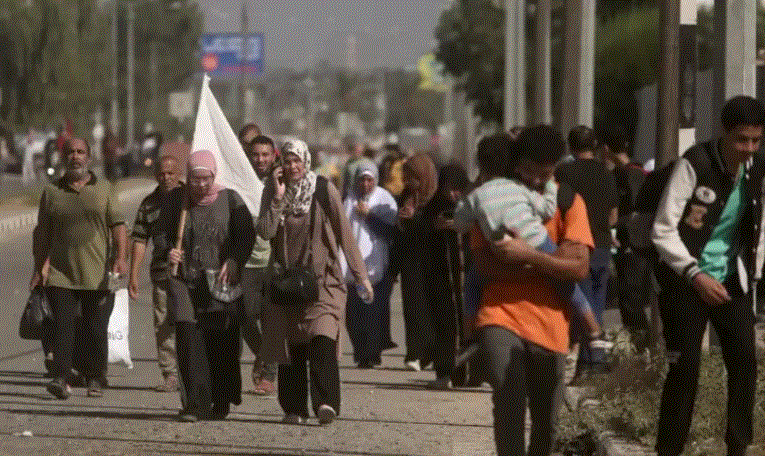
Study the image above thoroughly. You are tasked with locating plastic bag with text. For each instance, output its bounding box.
[108,288,133,368]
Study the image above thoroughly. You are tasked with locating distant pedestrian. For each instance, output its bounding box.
[164,150,256,422]
[472,125,593,455]
[341,134,366,200]
[32,137,128,400]
[602,124,651,347]
[342,158,398,369]
[556,125,619,376]
[129,155,183,393]
[238,123,261,151]
[397,152,438,372]
[258,139,371,425]
[241,134,279,396]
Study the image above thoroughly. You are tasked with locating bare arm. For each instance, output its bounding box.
[129,240,147,299]
[111,223,128,276]
[491,236,590,281]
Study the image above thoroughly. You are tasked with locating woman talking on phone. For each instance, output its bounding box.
[257,139,371,425]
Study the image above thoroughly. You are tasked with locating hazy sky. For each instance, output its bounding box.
[202,0,450,70]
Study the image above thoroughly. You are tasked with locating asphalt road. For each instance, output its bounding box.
[0,182,500,456]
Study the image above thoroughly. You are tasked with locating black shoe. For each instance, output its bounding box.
[46,378,71,400]
[208,402,230,420]
[357,361,374,369]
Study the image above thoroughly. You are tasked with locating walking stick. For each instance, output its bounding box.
[171,191,188,277]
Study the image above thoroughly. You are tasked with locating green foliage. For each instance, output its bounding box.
[434,0,504,124]
[0,0,202,138]
[558,331,765,456]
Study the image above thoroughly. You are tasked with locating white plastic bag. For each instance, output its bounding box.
[107,288,133,369]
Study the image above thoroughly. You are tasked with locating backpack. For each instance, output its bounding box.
[626,142,713,253]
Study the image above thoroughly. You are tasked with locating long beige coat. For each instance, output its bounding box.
[257,178,368,363]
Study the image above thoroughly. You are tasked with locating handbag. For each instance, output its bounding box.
[19,287,53,340]
[269,190,322,307]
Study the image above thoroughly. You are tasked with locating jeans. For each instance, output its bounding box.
[480,325,564,456]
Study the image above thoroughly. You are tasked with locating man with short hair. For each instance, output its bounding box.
[238,123,261,150]
[652,95,765,456]
[472,125,593,455]
[32,137,127,400]
[129,155,183,392]
[242,134,279,395]
[556,125,619,375]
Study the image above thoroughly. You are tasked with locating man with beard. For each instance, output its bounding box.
[31,137,127,400]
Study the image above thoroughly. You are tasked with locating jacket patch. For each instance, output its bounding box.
[684,204,707,230]
[695,186,716,204]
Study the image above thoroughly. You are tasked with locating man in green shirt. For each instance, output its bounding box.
[242,134,278,395]
[31,137,127,400]
[129,155,183,392]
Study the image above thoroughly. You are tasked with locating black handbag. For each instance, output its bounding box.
[269,189,322,307]
[19,287,53,340]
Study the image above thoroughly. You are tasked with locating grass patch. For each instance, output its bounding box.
[557,328,765,456]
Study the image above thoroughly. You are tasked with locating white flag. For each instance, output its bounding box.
[191,73,263,217]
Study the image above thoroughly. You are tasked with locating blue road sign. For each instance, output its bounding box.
[200,33,263,75]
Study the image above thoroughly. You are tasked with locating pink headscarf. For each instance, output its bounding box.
[188,149,224,206]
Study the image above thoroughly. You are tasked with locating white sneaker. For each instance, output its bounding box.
[317,404,337,425]
[589,337,613,351]
[404,359,421,371]
[282,414,305,425]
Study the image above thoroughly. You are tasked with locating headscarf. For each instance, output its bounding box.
[281,139,318,216]
[402,152,437,208]
[353,158,378,199]
[187,149,224,206]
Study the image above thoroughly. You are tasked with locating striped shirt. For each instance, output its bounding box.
[454,177,557,247]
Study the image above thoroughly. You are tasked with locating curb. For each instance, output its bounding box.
[0,182,155,242]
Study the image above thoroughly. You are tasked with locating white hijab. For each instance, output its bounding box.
[341,159,397,284]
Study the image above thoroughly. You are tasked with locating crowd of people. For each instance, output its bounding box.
[28,94,765,456]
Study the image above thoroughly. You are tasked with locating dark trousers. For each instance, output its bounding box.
[346,278,393,365]
[176,312,242,416]
[574,248,611,368]
[655,276,755,456]
[239,267,277,381]
[480,325,564,456]
[613,248,650,334]
[45,287,112,381]
[278,335,340,418]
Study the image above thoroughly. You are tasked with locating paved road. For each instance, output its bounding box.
[0,184,499,456]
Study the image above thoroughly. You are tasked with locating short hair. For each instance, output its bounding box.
[249,135,275,152]
[568,125,596,153]
[515,125,565,165]
[598,124,628,155]
[238,123,261,144]
[720,95,765,131]
[476,133,513,178]
[62,137,90,157]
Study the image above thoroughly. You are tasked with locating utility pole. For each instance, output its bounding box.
[110,0,119,135]
[126,1,135,155]
[504,0,526,131]
[533,0,551,125]
[237,1,247,129]
[655,1,680,168]
[559,0,594,140]
[713,0,757,134]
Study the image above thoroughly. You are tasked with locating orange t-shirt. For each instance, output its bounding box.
[471,193,594,354]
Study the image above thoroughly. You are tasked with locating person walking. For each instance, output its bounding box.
[32,137,128,400]
[556,126,619,376]
[241,134,279,395]
[129,155,183,392]
[258,139,372,425]
[652,95,765,456]
[342,158,398,369]
[472,126,594,455]
[164,150,256,422]
[397,152,438,372]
